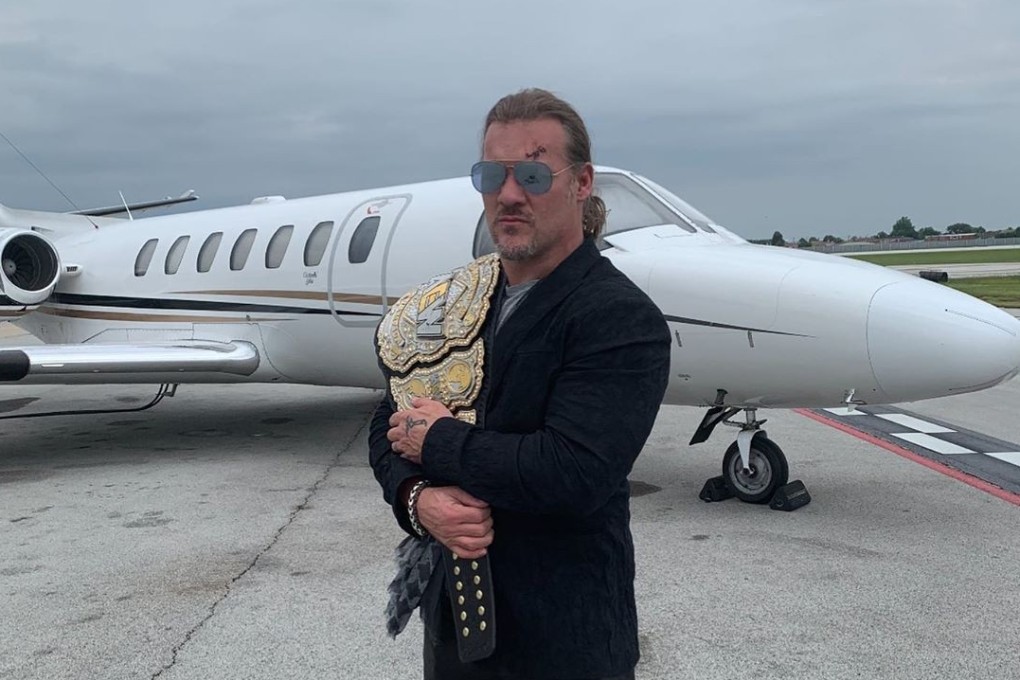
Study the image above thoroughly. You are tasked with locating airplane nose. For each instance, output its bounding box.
[867,279,1020,401]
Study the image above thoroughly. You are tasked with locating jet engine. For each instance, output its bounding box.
[0,228,61,313]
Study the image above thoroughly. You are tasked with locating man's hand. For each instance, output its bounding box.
[417,486,493,559]
[387,397,453,464]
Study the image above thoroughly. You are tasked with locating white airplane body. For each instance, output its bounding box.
[2,168,1019,501]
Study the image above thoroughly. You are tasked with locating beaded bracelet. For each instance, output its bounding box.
[407,479,431,537]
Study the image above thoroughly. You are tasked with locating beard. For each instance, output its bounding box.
[491,225,541,261]
[494,235,539,261]
[490,209,541,261]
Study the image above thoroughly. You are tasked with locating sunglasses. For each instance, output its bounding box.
[471,160,574,195]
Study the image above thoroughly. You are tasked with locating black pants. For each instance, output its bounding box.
[423,599,634,680]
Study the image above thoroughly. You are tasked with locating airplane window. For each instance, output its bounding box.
[134,239,158,277]
[473,212,496,258]
[597,173,695,241]
[266,225,294,269]
[165,236,190,275]
[304,221,334,266]
[230,229,258,271]
[637,176,718,233]
[348,216,381,264]
[197,232,223,273]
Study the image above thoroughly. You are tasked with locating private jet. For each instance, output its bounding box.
[1,168,1018,502]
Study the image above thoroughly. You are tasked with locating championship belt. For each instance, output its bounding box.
[376,253,500,663]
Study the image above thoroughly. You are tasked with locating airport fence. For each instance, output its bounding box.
[809,236,1020,254]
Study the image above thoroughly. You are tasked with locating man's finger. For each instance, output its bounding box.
[447,507,491,525]
[450,548,487,560]
[451,535,492,553]
[431,501,488,525]
[389,409,419,425]
[450,520,493,538]
[448,540,488,559]
[444,487,489,508]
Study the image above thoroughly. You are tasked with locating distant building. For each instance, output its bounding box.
[924,233,980,242]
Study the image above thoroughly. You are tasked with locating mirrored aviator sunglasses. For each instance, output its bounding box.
[471,161,573,195]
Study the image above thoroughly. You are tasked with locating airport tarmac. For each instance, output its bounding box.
[2,373,1019,680]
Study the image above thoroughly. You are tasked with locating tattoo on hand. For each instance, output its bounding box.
[404,416,427,436]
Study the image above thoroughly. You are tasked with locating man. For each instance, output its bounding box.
[369,88,671,680]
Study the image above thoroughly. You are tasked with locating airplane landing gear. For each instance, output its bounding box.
[722,433,788,503]
[693,403,803,508]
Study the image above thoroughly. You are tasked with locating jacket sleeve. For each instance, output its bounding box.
[368,379,425,536]
[420,295,671,516]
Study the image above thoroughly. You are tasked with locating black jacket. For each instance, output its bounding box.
[369,238,671,679]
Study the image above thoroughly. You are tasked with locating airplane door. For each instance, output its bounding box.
[326,194,411,328]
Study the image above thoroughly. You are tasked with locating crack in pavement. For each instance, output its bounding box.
[150,415,371,679]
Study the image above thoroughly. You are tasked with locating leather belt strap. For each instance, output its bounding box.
[442,547,496,662]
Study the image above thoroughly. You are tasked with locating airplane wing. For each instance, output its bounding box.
[0,340,259,385]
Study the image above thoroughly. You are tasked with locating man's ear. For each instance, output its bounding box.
[574,162,594,202]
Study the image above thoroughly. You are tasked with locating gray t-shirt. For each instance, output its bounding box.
[496,279,539,332]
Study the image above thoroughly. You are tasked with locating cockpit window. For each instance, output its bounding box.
[635,176,718,233]
[597,173,696,240]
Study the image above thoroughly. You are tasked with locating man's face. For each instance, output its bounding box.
[480,118,591,262]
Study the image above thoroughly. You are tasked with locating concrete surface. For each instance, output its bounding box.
[2,378,1018,679]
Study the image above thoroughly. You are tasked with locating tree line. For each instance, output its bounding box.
[749,217,1020,248]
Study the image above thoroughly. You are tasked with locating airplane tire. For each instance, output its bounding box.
[722,436,789,504]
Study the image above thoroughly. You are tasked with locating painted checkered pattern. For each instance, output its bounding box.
[816,405,1020,495]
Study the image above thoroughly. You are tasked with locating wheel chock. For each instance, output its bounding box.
[769,480,811,511]
[699,476,734,502]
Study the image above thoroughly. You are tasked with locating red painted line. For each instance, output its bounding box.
[795,408,1020,507]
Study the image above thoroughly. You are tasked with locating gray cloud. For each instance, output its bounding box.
[2,0,1018,238]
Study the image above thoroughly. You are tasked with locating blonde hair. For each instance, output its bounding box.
[483,88,606,238]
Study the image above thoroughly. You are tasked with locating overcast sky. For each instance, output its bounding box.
[2,0,1018,239]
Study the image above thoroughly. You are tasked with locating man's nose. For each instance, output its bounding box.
[497,170,527,205]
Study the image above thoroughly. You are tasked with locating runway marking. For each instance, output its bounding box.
[798,406,1020,506]
[889,433,975,454]
[876,414,954,433]
[822,407,867,416]
[987,452,1020,466]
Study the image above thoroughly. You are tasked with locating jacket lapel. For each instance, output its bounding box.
[488,239,602,395]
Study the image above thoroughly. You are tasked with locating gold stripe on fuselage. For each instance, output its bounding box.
[179,290,400,305]
[37,307,278,323]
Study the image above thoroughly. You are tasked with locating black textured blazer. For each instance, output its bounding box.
[369,237,671,679]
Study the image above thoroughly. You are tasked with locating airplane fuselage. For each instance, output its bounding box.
[4,168,1020,409]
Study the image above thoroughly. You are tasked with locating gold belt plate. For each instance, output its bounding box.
[377,254,500,373]
[389,343,485,418]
